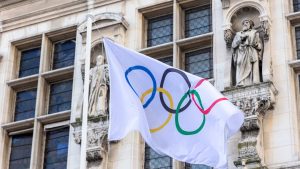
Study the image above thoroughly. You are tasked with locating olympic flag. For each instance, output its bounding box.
[103,38,244,168]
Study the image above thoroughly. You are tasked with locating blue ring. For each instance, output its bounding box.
[125,65,156,108]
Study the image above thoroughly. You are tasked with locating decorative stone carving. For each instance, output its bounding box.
[72,117,109,162]
[231,18,263,87]
[260,19,270,40]
[224,29,234,48]
[223,82,277,169]
[221,0,230,9]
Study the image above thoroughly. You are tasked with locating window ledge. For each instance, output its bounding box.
[286,11,300,24]
[41,66,74,83]
[176,32,213,46]
[37,110,71,125]
[139,42,173,55]
[176,32,213,51]
[288,59,300,68]
[7,74,39,91]
[1,118,34,133]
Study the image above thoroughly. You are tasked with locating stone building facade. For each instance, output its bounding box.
[0,0,300,169]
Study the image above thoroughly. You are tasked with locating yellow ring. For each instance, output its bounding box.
[140,88,173,133]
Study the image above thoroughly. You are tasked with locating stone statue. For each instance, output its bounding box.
[232,18,262,86]
[88,55,109,118]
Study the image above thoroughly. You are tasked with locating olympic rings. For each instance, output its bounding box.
[140,88,173,133]
[175,90,206,135]
[125,65,156,108]
[160,68,191,114]
[125,65,228,135]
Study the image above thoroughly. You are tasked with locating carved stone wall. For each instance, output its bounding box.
[223,82,277,169]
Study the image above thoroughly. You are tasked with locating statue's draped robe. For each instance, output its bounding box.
[88,64,109,117]
[232,29,262,86]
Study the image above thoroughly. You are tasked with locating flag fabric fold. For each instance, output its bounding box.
[103,38,244,169]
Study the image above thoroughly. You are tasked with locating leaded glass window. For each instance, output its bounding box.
[147,14,173,47]
[296,27,300,59]
[294,0,300,12]
[185,48,213,79]
[44,127,69,169]
[158,56,173,66]
[14,89,37,121]
[144,144,172,169]
[185,5,211,38]
[53,39,75,69]
[9,133,32,169]
[19,48,41,78]
[185,163,213,169]
[48,80,73,114]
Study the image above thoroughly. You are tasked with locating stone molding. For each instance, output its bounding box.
[0,0,124,32]
[77,12,129,33]
[72,118,109,163]
[0,0,41,9]
[223,82,277,169]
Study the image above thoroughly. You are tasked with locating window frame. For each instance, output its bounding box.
[42,125,70,169]
[146,13,174,48]
[50,38,76,70]
[183,47,213,79]
[46,79,73,115]
[183,4,212,39]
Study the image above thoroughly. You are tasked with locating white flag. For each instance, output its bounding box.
[103,38,244,168]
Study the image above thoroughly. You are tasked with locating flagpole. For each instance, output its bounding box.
[80,14,93,169]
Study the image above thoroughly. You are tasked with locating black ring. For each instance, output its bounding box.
[159,68,191,114]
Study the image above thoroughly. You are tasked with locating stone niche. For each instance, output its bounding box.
[223,1,272,88]
[71,12,128,169]
[222,2,275,168]
[223,82,277,169]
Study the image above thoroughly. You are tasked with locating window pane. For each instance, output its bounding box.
[19,48,41,78]
[147,14,173,47]
[185,5,211,38]
[44,127,69,169]
[185,163,213,169]
[14,89,37,121]
[158,56,173,66]
[185,48,213,79]
[296,27,300,59]
[53,39,76,69]
[9,133,33,169]
[144,144,172,169]
[48,81,73,114]
[294,0,300,12]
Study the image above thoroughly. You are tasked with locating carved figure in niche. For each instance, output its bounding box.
[88,55,109,118]
[232,18,262,86]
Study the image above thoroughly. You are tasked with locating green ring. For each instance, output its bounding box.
[175,90,206,135]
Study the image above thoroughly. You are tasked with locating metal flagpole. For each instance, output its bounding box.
[80,14,93,169]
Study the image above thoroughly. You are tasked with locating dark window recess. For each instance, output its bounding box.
[185,48,213,79]
[185,5,212,38]
[185,163,213,169]
[147,14,173,47]
[158,56,173,66]
[294,0,300,12]
[52,39,76,69]
[44,127,69,169]
[14,89,37,121]
[48,80,73,114]
[295,27,300,59]
[19,48,41,78]
[144,144,172,169]
[9,133,33,169]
